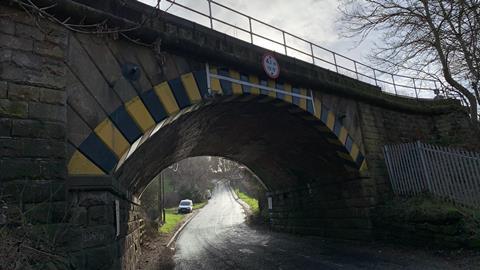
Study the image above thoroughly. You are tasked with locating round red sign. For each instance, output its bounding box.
[262,53,280,79]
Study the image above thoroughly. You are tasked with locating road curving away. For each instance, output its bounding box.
[173,181,479,270]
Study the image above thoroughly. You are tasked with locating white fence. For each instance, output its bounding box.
[383,141,480,208]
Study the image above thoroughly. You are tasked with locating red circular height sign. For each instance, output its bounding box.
[262,53,280,79]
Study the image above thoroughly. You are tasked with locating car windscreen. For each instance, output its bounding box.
[180,201,191,206]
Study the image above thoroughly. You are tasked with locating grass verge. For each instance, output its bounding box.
[158,202,208,234]
[235,189,259,214]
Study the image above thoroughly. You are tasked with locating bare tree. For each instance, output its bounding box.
[339,0,480,125]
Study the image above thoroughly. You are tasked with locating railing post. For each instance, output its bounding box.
[208,0,213,29]
[413,78,418,99]
[282,31,287,55]
[354,61,359,80]
[310,43,315,65]
[333,53,339,73]
[391,74,397,95]
[248,17,253,44]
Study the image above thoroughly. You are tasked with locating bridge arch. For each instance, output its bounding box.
[67,66,367,181]
[65,65,377,248]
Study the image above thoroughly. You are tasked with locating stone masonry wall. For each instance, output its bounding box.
[267,177,376,241]
[355,102,473,201]
[66,184,144,270]
[0,3,68,226]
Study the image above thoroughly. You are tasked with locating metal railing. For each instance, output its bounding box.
[384,141,480,209]
[161,0,457,100]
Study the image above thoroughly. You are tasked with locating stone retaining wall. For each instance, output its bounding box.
[267,178,376,240]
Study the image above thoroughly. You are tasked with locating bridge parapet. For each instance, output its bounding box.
[15,0,464,112]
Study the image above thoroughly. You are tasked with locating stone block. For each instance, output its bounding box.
[0,62,65,89]
[0,18,15,35]
[34,40,65,59]
[29,102,66,122]
[8,83,40,102]
[77,191,115,207]
[88,205,114,225]
[67,250,86,270]
[22,138,65,158]
[0,137,23,157]
[69,207,88,225]
[66,106,92,146]
[0,99,28,118]
[11,119,65,139]
[0,159,41,180]
[40,159,67,180]
[1,180,65,204]
[65,74,106,128]
[0,33,33,51]
[0,81,7,98]
[67,36,121,114]
[39,88,65,105]
[81,225,115,249]
[0,118,11,136]
[15,22,45,41]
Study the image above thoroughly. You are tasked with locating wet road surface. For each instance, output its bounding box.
[174,181,478,270]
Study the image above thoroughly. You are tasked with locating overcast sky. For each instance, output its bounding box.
[139,0,374,64]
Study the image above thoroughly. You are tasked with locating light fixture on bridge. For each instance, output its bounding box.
[122,63,141,81]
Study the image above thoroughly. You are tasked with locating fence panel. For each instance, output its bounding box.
[383,142,480,208]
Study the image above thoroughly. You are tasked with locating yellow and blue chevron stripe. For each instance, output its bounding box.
[68,66,366,176]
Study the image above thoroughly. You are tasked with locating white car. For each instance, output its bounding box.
[178,199,193,214]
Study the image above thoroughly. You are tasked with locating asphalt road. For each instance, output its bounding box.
[173,181,478,270]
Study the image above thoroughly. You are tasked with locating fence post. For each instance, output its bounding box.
[417,141,433,193]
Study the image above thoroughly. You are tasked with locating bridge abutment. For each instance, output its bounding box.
[267,177,376,240]
[65,176,143,270]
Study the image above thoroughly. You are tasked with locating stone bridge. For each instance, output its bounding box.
[0,0,474,269]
